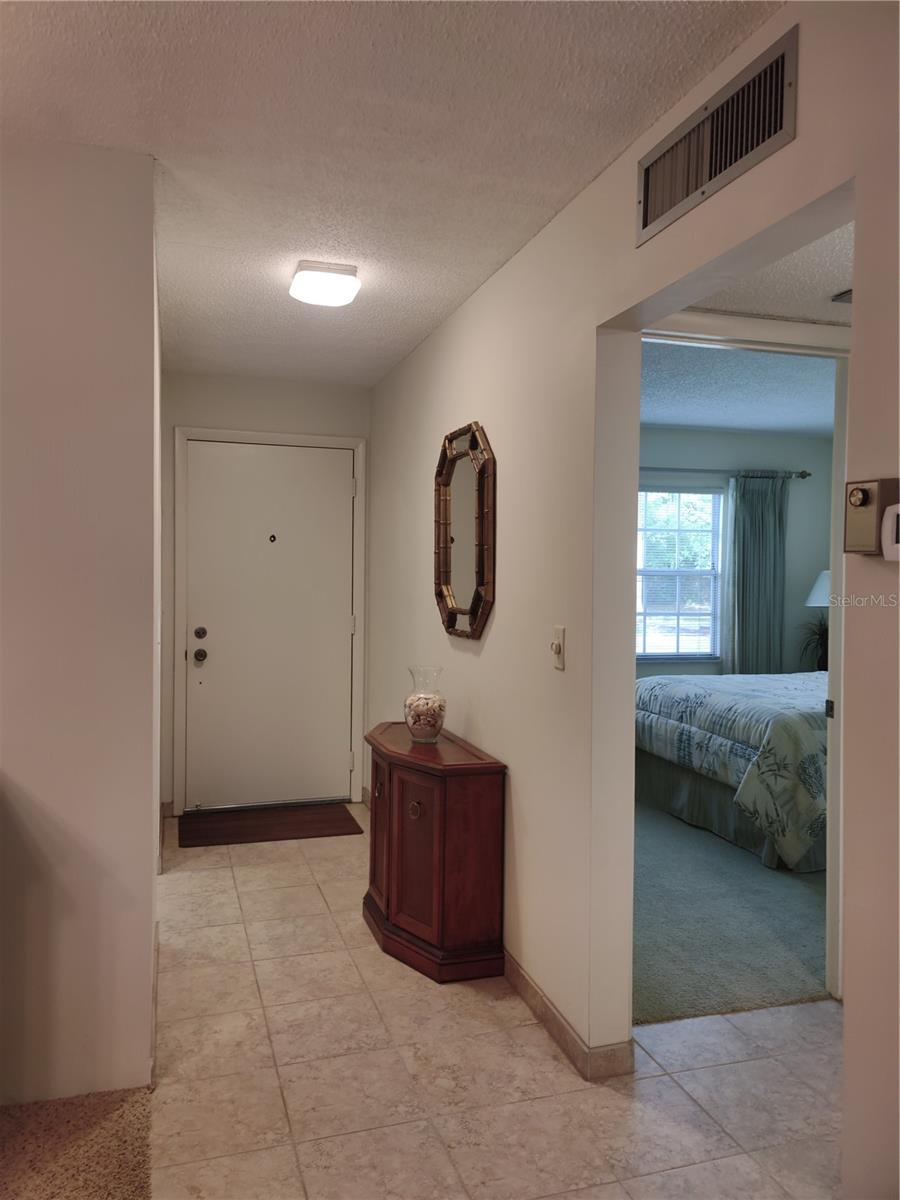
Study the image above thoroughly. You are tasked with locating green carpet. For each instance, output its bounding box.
[633,801,827,1025]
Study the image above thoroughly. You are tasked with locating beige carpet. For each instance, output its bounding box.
[634,802,827,1024]
[0,1086,151,1200]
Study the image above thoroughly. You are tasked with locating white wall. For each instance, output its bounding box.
[369,305,598,1037]
[0,142,158,1101]
[368,5,897,1193]
[636,426,834,677]
[159,372,370,808]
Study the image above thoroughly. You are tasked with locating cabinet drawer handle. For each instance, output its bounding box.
[408,800,422,820]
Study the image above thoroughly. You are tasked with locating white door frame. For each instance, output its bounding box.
[826,361,847,998]
[173,427,366,815]
[639,314,849,1000]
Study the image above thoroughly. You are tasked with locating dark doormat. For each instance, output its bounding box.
[179,801,363,847]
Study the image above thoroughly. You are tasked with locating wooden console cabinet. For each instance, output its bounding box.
[363,721,506,983]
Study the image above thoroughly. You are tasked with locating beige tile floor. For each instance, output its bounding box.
[151,807,842,1200]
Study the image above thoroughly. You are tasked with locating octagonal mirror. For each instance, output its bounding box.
[434,422,496,639]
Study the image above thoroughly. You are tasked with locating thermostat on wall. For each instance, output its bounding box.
[882,503,900,562]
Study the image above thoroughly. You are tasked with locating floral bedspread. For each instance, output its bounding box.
[635,672,828,868]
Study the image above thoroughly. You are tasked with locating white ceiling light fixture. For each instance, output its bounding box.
[289,260,361,307]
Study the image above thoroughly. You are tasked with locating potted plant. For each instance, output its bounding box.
[799,612,829,670]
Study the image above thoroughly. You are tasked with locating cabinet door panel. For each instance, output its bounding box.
[442,775,504,949]
[368,754,390,912]
[389,768,443,944]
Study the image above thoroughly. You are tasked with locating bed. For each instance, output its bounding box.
[635,671,828,871]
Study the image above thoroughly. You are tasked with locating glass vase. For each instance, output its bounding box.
[403,666,446,744]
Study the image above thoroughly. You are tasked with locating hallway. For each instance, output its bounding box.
[151,808,842,1199]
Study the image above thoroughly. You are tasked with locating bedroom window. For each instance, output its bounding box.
[636,488,723,657]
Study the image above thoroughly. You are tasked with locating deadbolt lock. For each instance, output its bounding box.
[194,626,208,639]
[194,648,208,663]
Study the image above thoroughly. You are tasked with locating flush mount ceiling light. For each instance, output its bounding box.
[289,260,361,307]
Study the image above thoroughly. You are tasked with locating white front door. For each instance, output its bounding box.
[183,440,354,809]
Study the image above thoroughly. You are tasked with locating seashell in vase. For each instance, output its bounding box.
[404,666,446,743]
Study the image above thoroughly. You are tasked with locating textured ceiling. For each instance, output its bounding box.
[696,223,855,326]
[1,1,781,387]
[641,341,837,434]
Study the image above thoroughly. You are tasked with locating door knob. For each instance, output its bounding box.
[194,648,208,663]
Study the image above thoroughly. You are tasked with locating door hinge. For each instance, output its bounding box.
[350,614,356,636]
[825,698,835,719]
[348,751,355,771]
[351,477,357,498]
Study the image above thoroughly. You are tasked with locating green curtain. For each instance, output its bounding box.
[722,471,790,674]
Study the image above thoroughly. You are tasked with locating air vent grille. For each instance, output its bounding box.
[637,27,797,245]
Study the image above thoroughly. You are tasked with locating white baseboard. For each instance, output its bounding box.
[505,950,633,1081]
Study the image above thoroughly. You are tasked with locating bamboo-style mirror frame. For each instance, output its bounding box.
[434,422,496,639]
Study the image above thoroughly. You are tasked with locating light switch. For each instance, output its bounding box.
[550,625,566,670]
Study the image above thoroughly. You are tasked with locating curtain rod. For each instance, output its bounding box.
[641,466,811,479]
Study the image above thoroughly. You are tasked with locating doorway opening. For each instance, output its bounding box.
[627,224,852,1026]
[633,339,847,1023]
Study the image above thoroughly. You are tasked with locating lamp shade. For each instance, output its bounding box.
[805,569,831,607]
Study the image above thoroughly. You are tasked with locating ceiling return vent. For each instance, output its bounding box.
[636,26,798,246]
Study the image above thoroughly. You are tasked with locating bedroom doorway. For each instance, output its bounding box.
[631,228,851,1026]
